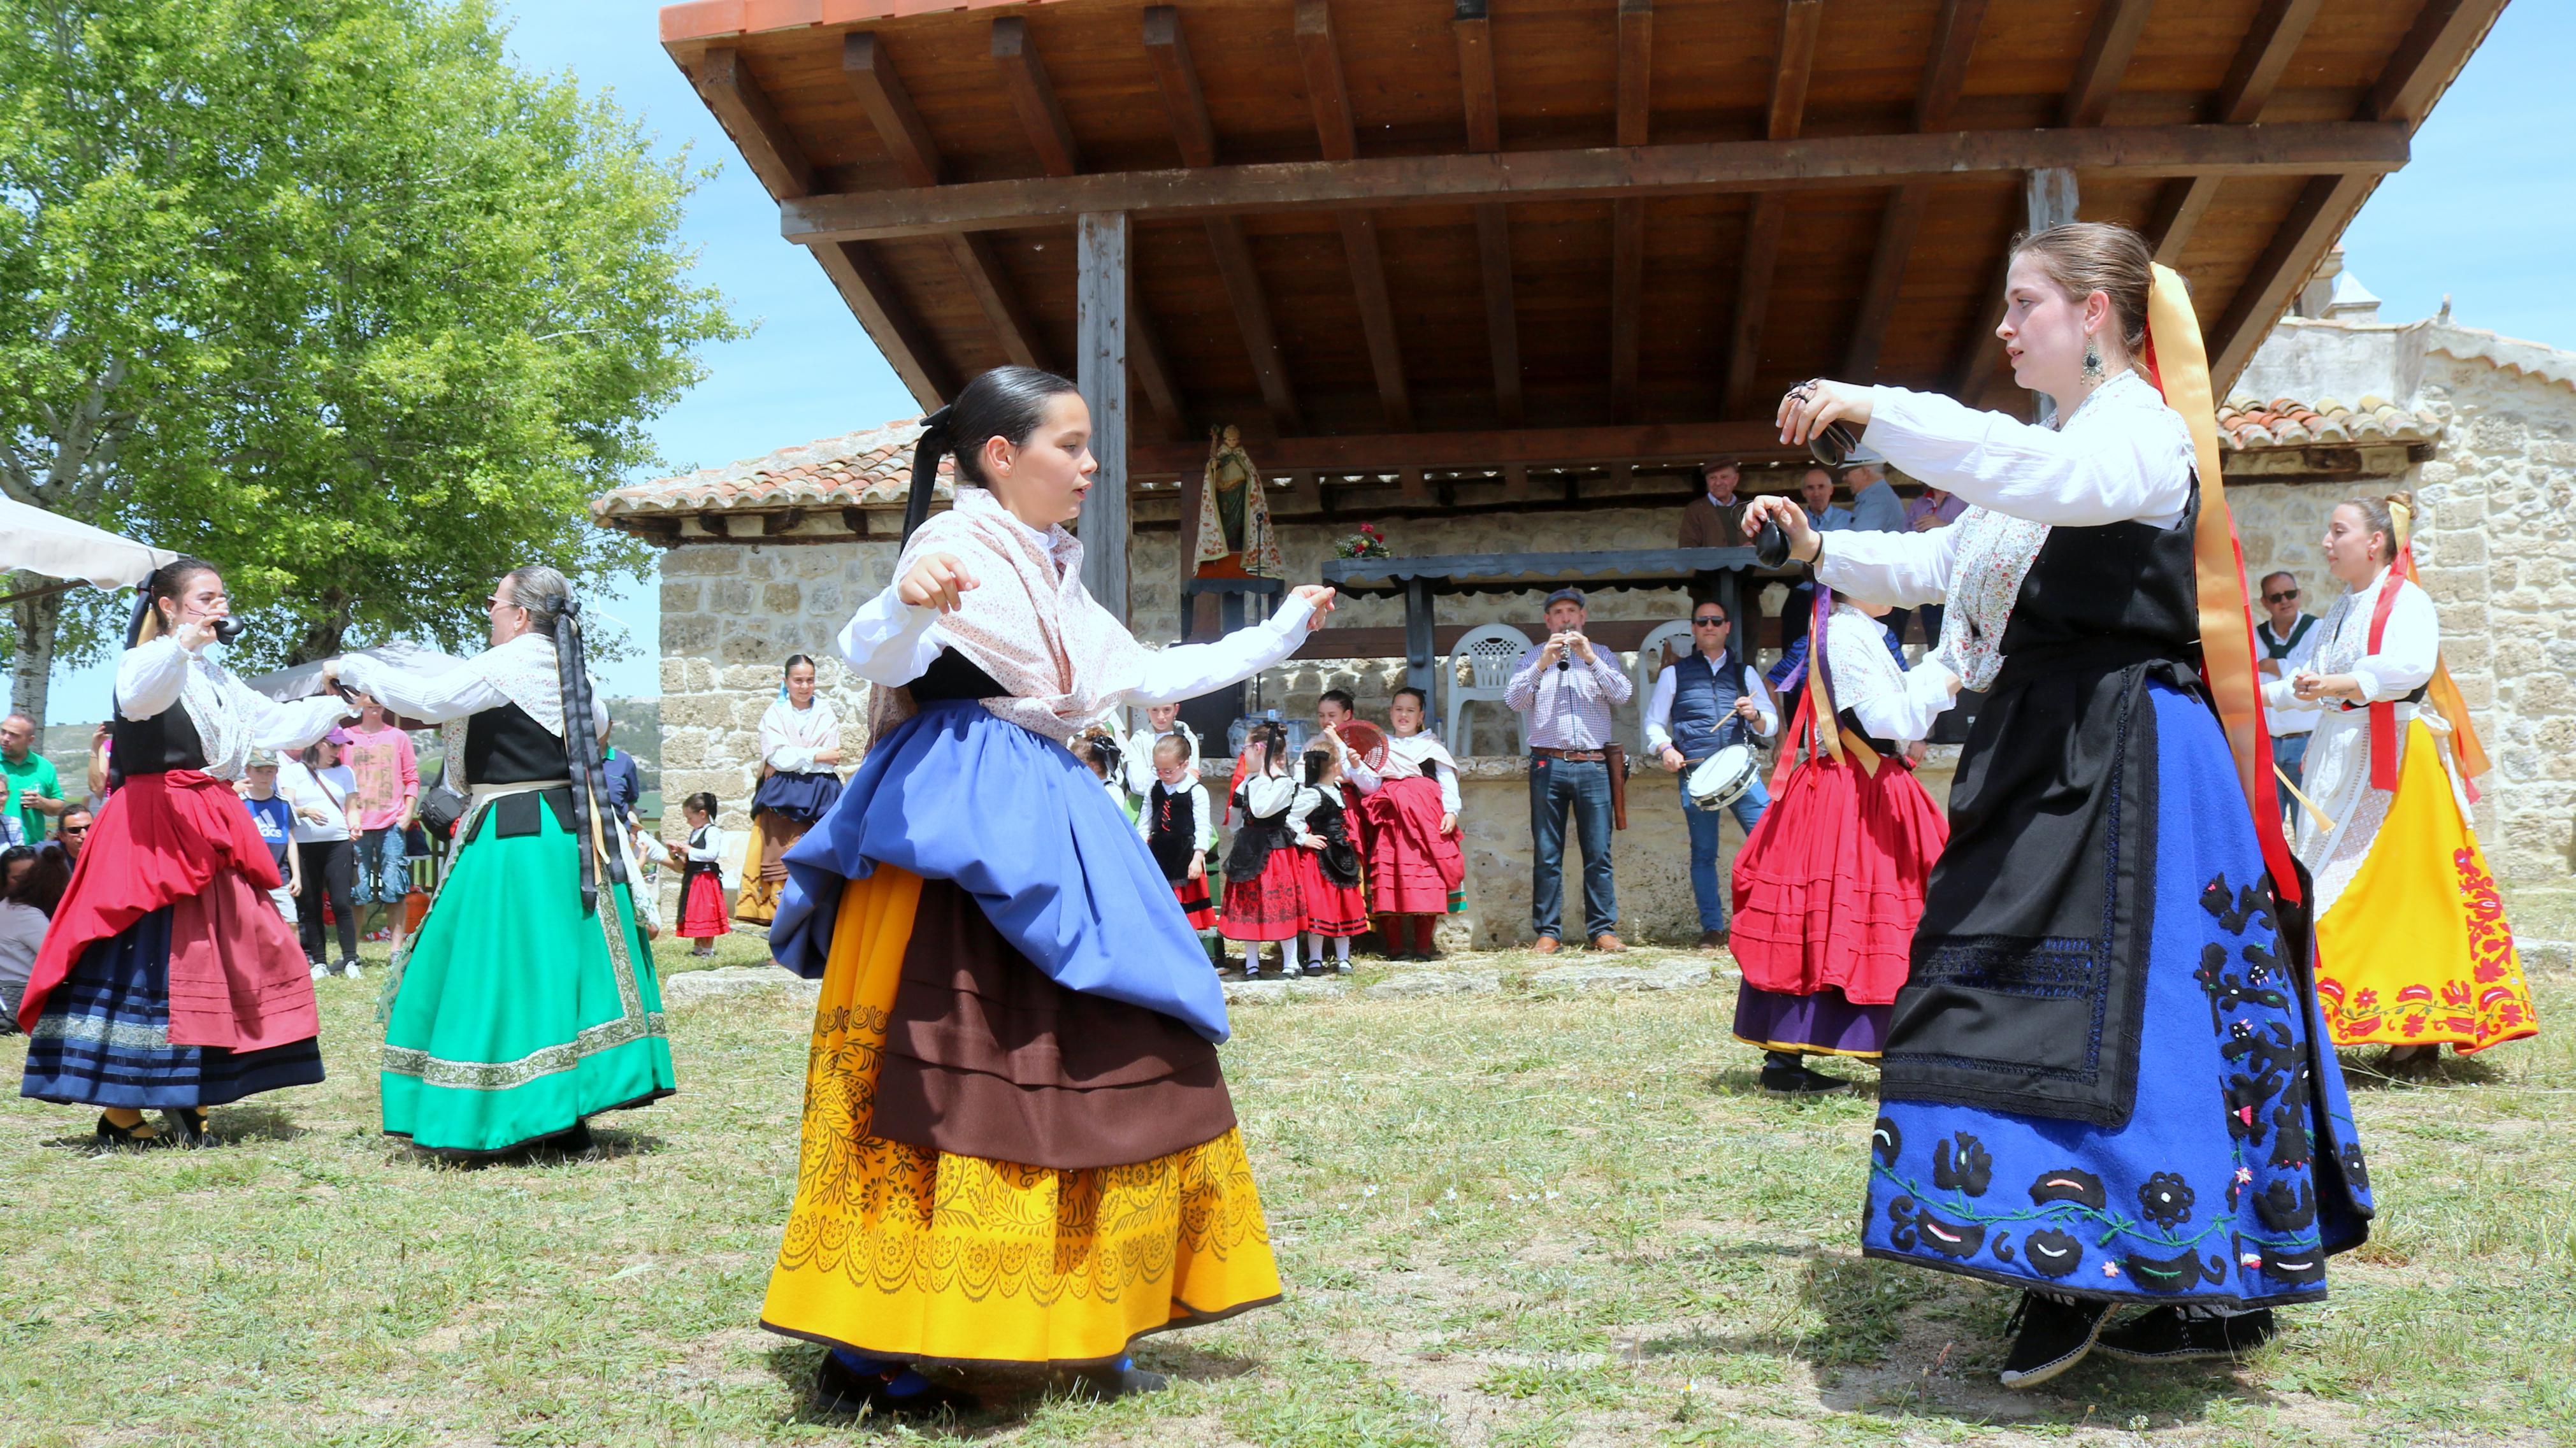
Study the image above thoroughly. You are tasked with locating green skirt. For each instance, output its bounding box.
[382,791,675,1154]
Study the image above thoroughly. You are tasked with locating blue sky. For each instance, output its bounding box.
[42,0,2574,719]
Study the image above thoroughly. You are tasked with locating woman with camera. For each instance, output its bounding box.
[332,564,676,1159]
[18,558,352,1146]
[1747,222,2373,1387]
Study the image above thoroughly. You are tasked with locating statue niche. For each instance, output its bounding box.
[1192,425,1282,580]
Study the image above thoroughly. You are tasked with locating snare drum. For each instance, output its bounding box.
[1687,742,1760,810]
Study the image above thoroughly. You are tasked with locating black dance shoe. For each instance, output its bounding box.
[1998,1291,2110,1389]
[1066,1363,1170,1401]
[813,1353,977,1418]
[162,1108,212,1147]
[2095,1305,2277,1363]
[1759,1053,1851,1098]
[94,1114,169,1149]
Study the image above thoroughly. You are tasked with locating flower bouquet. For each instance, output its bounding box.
[1332,524,1392,560]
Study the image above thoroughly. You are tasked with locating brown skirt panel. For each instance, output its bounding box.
[868,877,1237,1172]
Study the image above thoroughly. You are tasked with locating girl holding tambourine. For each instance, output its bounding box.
[1726,588,1948,1096]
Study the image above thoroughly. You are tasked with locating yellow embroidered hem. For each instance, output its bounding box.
[731,825,779,925]
[760,866,1281,1366]
[2315,719,2537,1053]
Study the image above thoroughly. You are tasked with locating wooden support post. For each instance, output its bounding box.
[1078,212,1131,621]
[1404,577,1437,708]
[2025,167,2078,425]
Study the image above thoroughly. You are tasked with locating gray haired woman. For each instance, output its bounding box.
[331,565,675,1158]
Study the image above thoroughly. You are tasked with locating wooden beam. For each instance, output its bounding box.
[1609,0,1651,422]
[2146,0,2321,264]
[2208,172,2378,387]
[2215,0,2322,125]
[2024,168,2079,424]
[991,17,1081,178]
[1143,5,1297,432]
[1455,8,1520,426]
[846,31,1047,371]
[843,33,940,188]
[1297,0,1411,430]
[1722,194,1786,418]
[1767,0,1827,143]
[1913,0,1989,133]
[2062,0,2155,129]
[1844,184,1927,380]
[2368,0,2506,127]
[810,241,954,406]
[1723,0,1824,419]
[1141,6,1216,168]
[691,47,815,201]
[1131,420,1785,477]
[1126,271,1188,442]
[1948,247,2015,408]
[1205,219,1300,431]
[1077,213,1130,619]
[784,122,2413,243]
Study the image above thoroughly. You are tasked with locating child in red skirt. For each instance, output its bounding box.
[1294,744,1369,975]
[1221,722,1303,977]
[1137,735,1220,956]
[1729,591,1950,1096]
[667,791,730,957]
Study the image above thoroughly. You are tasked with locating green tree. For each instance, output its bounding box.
[0,0,742,724]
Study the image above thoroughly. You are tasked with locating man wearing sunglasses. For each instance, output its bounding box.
[2256,570,2321,822]
[1646,601,1779,949]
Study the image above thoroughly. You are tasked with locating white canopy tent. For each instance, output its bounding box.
[0,496,178,603]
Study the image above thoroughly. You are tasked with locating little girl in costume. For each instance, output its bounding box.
[1138,735,1219,946]
[669,792,728,957]
[1220,722,1303,975]
[1293,744,1367,975]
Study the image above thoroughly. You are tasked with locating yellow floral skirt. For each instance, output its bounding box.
[2315,719,2537,1052]
[759,866,1281,1366]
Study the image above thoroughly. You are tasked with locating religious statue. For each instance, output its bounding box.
[1193,424,1282,578]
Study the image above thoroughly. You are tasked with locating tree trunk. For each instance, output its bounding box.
[8,579,62,731]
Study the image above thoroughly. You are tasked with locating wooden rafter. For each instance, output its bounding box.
[2205,0,2503,384]
[1722,0,1824,418]
[844,32,1049,372]
[1846,0,1983,382]
[1295,0,1411,430]
[991,17,1081,179]
[1144,5,1299,432]
[1131,420,1785,477]
[1453,5,1521,426]
[1609,0,1651,422]
[784,122,2412,243]
[690,46,947,405]
[2063,0,2156,129]
[2150,0,2321,263]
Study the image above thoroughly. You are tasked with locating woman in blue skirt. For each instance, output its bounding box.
[1751,222,2373,1389]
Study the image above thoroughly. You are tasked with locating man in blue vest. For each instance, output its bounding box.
[1646,600,1780,949]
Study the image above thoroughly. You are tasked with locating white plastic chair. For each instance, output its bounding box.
[1443,623,1534,757]
[1630,619,1695,753]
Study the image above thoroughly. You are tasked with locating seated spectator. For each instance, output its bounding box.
[0,843,71,1026]
[49,807,91,865]
[1680,461,1748,549]
[1843,462,1905,533]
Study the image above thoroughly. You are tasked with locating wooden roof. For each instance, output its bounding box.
[657,0,2500,487]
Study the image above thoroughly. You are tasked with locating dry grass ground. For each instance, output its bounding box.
[3,889,2572,1447]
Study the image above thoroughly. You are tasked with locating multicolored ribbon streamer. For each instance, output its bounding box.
[2369,497,2491,798]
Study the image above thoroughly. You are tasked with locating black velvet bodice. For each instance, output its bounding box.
[463,702,569,785]
[113,702,206,774]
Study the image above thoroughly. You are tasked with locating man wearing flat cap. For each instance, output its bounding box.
[1503,587,1632,952]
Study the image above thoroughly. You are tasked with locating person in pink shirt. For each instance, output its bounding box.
[343,695,420,946]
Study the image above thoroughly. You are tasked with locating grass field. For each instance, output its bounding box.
[3,889,2572,1448]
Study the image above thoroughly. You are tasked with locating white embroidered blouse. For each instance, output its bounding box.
[758,696,842,774]
[115,637,350,779]
[1816,370,2198,694]
[1821,604,1952,747]
[2260,566,2439,718]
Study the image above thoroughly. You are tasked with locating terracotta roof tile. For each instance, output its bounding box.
[2216,393,2442,452]
[591,417,952,521]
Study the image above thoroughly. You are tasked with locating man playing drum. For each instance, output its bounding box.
[1646,600,1778,949]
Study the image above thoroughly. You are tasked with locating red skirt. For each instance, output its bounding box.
[1221,852,1305,942]
[20,770,315,1050]
[678,870,729,938]
[1171,873,1217,931]
[1295,850,1369,936]
[1728,754,1947,1007]
[1358,776,1464,916]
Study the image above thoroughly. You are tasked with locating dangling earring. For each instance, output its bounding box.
[2081,336,2105,385]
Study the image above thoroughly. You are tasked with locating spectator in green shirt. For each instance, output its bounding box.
[0,714,63,843]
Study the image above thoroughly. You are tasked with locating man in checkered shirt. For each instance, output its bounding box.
[1504,588,1632,954]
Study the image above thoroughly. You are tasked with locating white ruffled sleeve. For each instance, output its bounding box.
[336,653,511,726]
[1124,597,1315,706]
[1859,379,2191,528]
[2349,580,2440,702]
[113,639,191,720]
[835,582,946,687]
[1815,521,1968,608]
